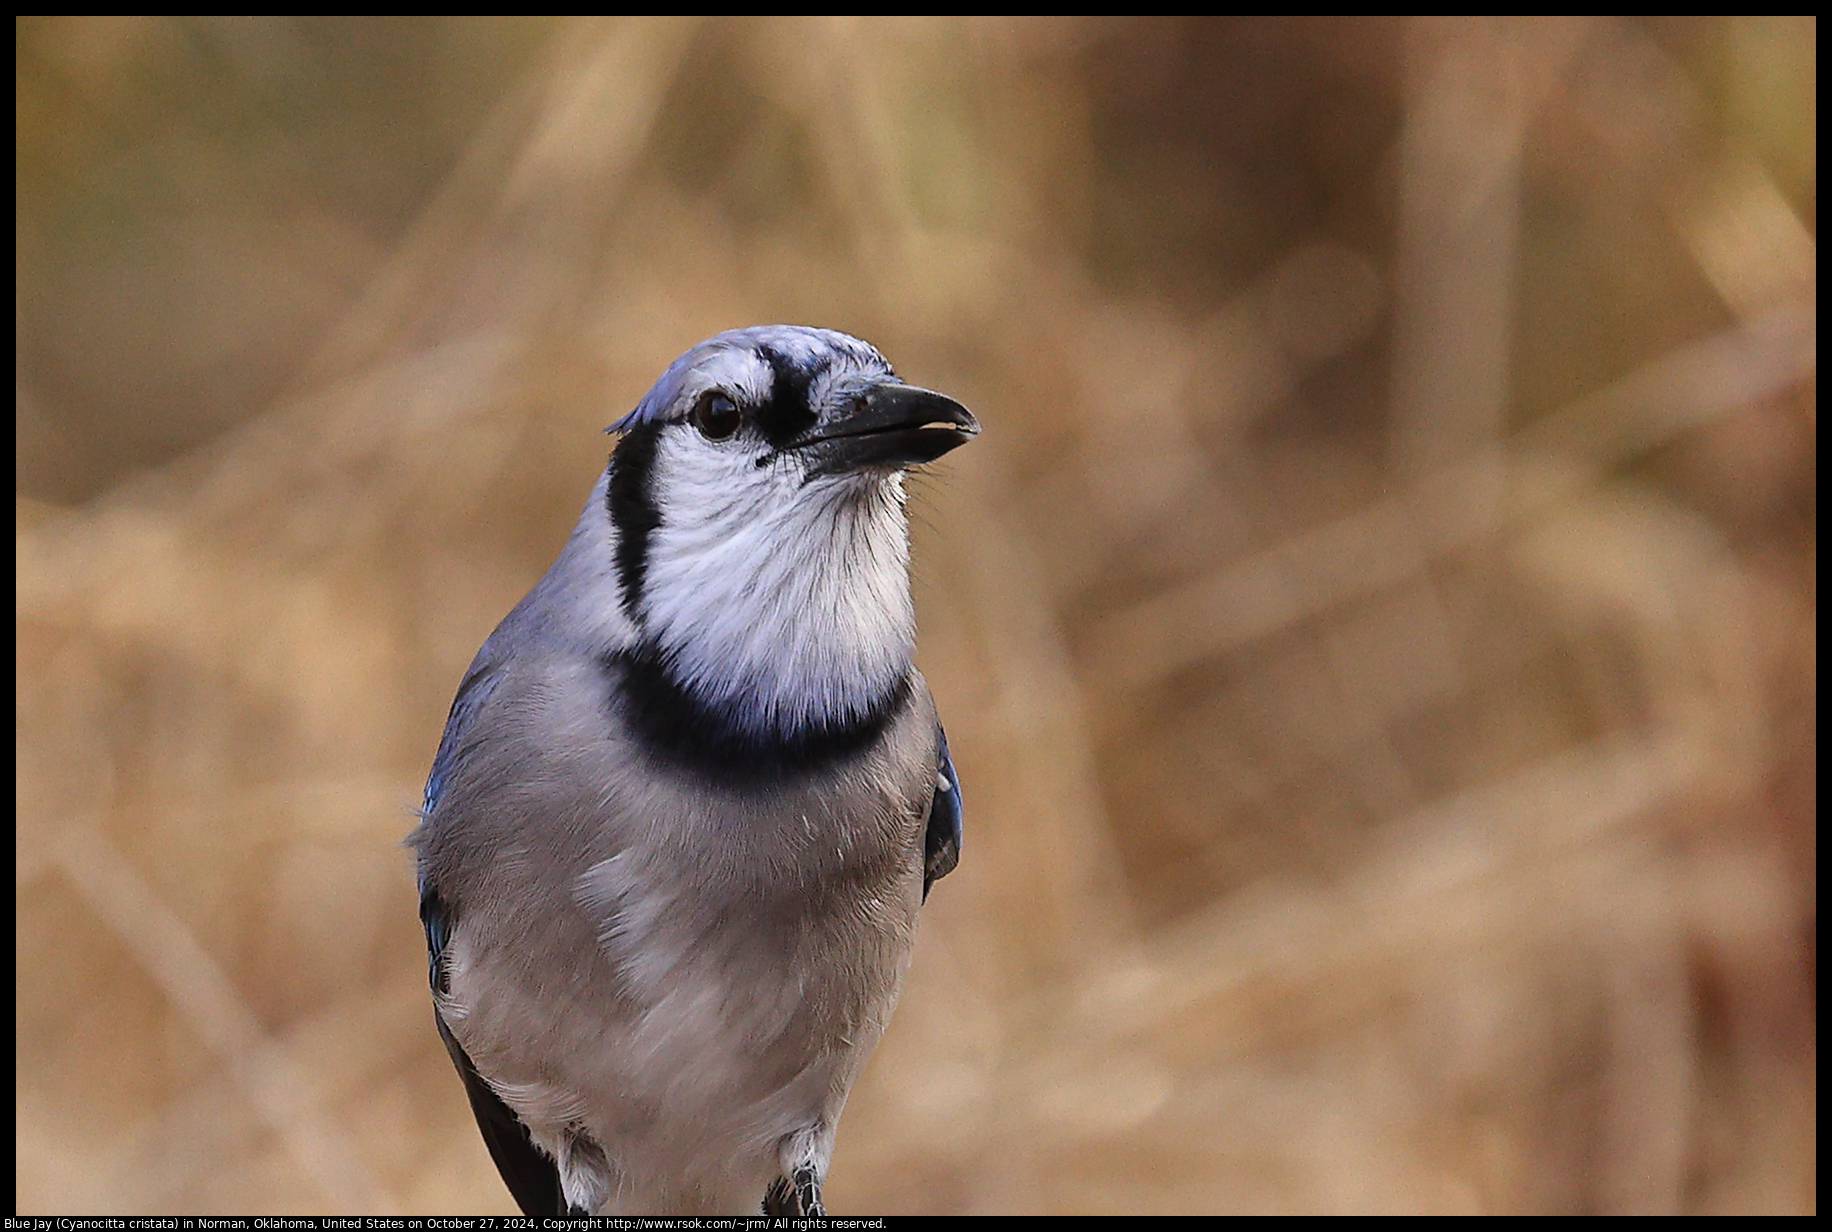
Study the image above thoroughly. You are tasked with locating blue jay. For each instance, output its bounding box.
[412,326,977,1216]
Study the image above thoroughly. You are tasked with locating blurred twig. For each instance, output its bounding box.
[1085,298,1816,692]
[299,17,701,390]
[49,819,396,1215]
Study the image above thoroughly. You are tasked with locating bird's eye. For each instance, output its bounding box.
[691,391,742,441]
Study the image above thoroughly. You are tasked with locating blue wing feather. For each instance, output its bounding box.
[421,885,577,1216]
[421,660,505,821]
[922,724,962,901]
[419,661,579,1216]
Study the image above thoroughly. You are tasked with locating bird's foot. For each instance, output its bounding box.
[762,1165,824,1217]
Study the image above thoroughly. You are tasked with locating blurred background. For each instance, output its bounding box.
[15,16,1815,1215]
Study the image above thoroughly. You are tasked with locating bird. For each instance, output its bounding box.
[410,325,978,1216]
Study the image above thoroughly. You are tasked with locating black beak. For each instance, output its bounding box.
[795,384,980,477]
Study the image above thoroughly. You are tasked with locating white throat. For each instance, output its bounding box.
[636,439,914,738]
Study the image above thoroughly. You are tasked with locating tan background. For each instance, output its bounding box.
[16,16,1815,1214]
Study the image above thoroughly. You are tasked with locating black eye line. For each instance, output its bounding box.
[754,346,821,449]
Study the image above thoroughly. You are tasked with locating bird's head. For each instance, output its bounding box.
[600,326,977,742]
[609,325,977,482]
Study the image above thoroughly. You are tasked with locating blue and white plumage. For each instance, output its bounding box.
[411,326,976,1215]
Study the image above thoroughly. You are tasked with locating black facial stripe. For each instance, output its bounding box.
[754,345,821,449]
[606,422,663,622]
[605,644,915,783]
